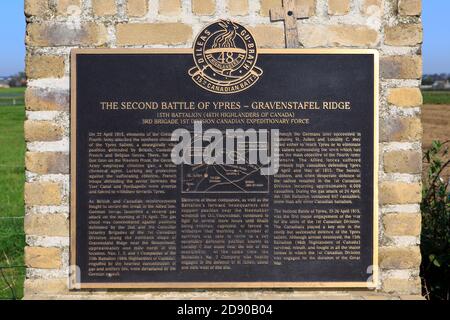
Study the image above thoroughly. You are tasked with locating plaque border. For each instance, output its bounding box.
[70,48,379,289]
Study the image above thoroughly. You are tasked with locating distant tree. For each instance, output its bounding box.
[422,76,434,85]
[8,78,17,87]
[7,72,26,87]
[422,73,450,84]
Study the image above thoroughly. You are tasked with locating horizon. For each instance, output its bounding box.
[0,2,449,76]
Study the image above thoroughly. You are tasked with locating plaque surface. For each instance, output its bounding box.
[71,48,378,288]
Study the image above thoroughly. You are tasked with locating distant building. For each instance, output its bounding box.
[0,80,10,88]
[432,80,450,90]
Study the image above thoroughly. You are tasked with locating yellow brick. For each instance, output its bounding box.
[379,246,421,269]
[25,247,62,269]
[247,25,285,48]
[25,0,50,17]
[383,213,421,237]
[116,23,192,45]
[299,25,379,47]
[296,0,316,15]
[298,25,328,47]
[383,150,421,174]
[385,24,423,46]
[26,55,65,79]
[380,117,422,142]
[192,0,216,15]
[127,0,148,17]
[24,278,68,296]
[56,0,82,16]
[383,277,421,294]
[26,22,108,47]
[387,88,423,107]
[24,120,63,142]
[381,55,422,79]
[159,0,181,15]
[25,152,69,174]
[25,87,69,111]
[228,0,249,15]
[260,0,279,16]
[328,0,350,15]
[328,25,379,47]
[24,182,62,206]
[380,182,421,205]
[92,0,117,16]
[398,0,421,16]
[361,0,383,16]
[25,214,69,237]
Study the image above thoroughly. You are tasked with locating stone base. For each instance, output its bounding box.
[23,289,425,300]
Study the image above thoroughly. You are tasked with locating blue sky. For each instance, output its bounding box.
[422,1,450,74]
[0,1,25,76]
[0,1,449,75]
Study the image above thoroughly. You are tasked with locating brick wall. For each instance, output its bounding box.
[24,0,423,299]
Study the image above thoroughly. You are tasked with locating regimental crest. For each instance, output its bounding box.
[189,20,263,94]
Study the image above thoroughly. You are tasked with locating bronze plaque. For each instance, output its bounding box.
[71,30,378,289]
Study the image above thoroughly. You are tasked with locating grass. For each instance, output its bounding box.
[0,87,26,96]
[0,87,26,300]
[422,90,450,105]
[0,87,25,107]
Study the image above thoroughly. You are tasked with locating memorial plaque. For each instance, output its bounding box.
[71,22,378,289]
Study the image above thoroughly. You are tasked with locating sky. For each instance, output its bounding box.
[422,1,450,74]
[0,1,25,76]
[0,1,449,76]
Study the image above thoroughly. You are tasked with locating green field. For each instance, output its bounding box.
[0,87,25,107]
[0,87,25,95]
[422,90,450,105]
[0,88,25,300]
